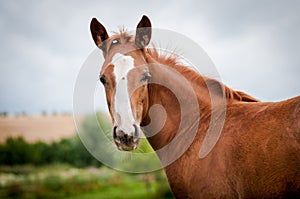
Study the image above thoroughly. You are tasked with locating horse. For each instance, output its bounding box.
[90,15,300,198]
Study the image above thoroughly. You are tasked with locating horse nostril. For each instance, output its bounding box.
[133,124,139,138]
[113,126,117,139]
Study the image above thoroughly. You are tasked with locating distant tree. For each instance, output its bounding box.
[62,111,71,116]
[41,110,47,116]
[0,137,31,165]
[0,112,8,117]
[30,141,49,165]
[52,111,57,116]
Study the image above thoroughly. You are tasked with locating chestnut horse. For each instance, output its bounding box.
[90,15,300,198]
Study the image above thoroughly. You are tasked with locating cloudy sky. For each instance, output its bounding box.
[0,0,299,114]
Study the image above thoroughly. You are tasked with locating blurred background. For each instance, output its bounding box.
[0,0,299,198]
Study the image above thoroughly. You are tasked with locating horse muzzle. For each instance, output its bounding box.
[113,124,140,151]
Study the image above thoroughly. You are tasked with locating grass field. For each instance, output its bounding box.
[0,164,173,199]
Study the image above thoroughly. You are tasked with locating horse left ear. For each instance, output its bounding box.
[135,15,152,49]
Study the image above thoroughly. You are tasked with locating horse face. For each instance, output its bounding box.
[90,16,152,151]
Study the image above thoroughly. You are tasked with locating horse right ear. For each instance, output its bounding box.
[90,18,109,51]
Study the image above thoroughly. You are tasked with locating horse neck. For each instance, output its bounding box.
[140,50,258,158]
[141,57,214,151]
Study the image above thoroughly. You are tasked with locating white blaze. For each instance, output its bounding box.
[112,53,135,135]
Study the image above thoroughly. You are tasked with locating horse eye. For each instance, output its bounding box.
[141,72,151,82]
[99,76,106,85]
[112,39,119,45]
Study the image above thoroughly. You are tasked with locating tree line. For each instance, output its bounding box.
[0,136,102,167]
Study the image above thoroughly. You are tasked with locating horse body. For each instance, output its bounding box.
[90,15,300,198]
[169,101,299,198]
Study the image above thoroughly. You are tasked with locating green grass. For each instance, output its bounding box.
[0,165,174,199]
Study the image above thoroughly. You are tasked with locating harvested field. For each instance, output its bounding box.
[0,115,76,143]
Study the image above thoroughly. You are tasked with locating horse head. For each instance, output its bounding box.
[90,16,152,151]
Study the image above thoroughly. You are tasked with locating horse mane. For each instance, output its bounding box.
[108,31,258,103]
[146,48,259,102]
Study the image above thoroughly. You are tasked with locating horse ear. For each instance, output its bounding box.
[135,15,152,49]
[90,18,109,51]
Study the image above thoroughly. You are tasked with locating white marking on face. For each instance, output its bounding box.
[112,53,136,135]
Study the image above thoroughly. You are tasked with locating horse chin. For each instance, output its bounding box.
[117,144,138,151]
[115,140,139,151]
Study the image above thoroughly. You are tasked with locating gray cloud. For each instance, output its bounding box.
[0,0,299,114]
